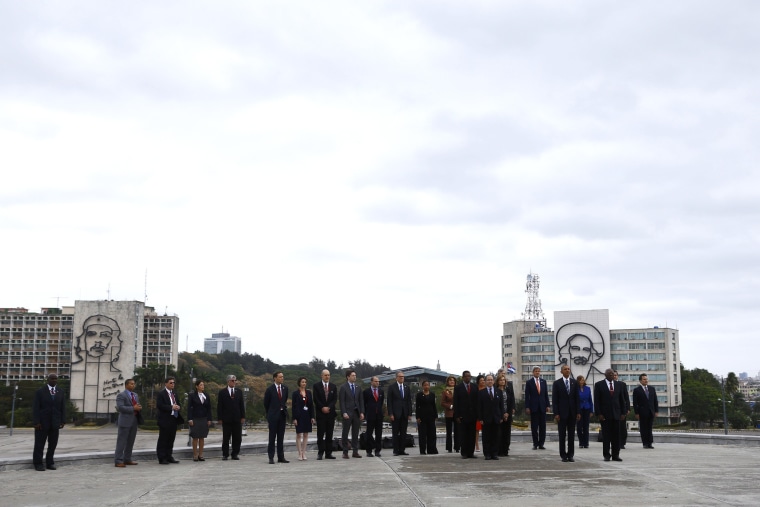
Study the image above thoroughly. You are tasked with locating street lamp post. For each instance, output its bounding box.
[721,376,729,435]
[10,384,19,436]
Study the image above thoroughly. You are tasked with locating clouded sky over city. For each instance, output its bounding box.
[2,1,758,378]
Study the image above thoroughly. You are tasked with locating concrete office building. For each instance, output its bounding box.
[501,274,682,424]
[1,301,179,417]
[203,332,241,354]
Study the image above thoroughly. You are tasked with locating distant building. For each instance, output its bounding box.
[0,301,179,417]
[501,274,682,425]
[204,332,241,354]
[364,366,452,389]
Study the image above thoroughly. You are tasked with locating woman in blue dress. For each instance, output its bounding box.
[576,375,594,448]
[292,376,315,460]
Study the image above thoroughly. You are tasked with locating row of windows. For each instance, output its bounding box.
[611,331,665,340]
[0,362,71,368]
[521,334,554,343]
[611,363,667,371]
[610,342,665,350]
[521,345,554,353]
[521,354,555,363]
[611,353,666,361]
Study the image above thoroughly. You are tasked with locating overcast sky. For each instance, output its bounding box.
[3,1,759,378]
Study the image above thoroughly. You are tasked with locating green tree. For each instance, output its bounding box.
[681,365,721,427]
[724,372,740,397]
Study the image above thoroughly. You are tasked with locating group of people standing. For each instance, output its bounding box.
[30,366,659,470]
[526,365,660,463]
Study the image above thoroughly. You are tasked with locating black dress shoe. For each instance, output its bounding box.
[159,460,170,465]
[46,464,57,470]
[278,459,290,463]
[317,455,323,460]
[612,456,622,461]
[484,456,492,460]
[231,456,239,460]
[620,445,626,449]
[325,455,336,459]
[394,453,401,456]
[604,457,611,461]
[491,456,499,460]
[400,451,409,455]
[562,458,568,462]
[222,456,229,461]
[366,452,374,457]
[269,459,275,464]
[166,457,179,464]
[567,458,575,462]
[375,452,381,457]
[533,446,538,450]
[35,465,45,471]
[538,446,546,450]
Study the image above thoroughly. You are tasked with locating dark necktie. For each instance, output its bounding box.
[609,381,614,394]
[565,379,570,394]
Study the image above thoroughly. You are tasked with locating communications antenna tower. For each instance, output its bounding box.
[522,272,547,330]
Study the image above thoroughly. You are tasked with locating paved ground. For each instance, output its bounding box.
[1,426,758,506]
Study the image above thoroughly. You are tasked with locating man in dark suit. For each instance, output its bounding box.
[263,371,289,464]
[362,375,385,457]
[477,374,507,460]
[594,368,627,461]
[338,369,365,458]
[156,377,184,464]
[217,374,245,460]
[386,370,412,456]
[313,369,338,460]
[614,370,630,449]
[552,364,581,462]
[525,366,550,450]
[114,378,143,467]
[454,370,478,459]
[633,373,659,449]
[32,373,66,471]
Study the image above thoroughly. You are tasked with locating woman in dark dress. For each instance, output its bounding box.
[187,380,212,461]
[292,376,315,461]
[415,380,438,455]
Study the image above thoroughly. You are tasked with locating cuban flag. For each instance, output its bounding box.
[507,362,516,374]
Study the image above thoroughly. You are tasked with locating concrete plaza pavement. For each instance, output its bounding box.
[1,425,759,506]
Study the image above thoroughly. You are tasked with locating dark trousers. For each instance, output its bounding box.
[600,417,621,458]
[391,415,409,454]
[445,417,459,452]
[222,419,242,457]
[557,416,577,459]
[268,412,286,460]
[619,419,628,446]
[156,420,178,460]
[639,413,655,446]
[530,411,547,447]
[315,413,335,456]
[498,418,512,455]
[417,418,438,454]
[481,422,499,458]
[365,417,383,454]
[33,426,59,466]
[459,419,476,457]
[341,411,361,453]
[577,409,591,447]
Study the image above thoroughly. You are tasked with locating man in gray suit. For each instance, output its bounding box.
[338,370,365,458]
[114,378,143,467]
